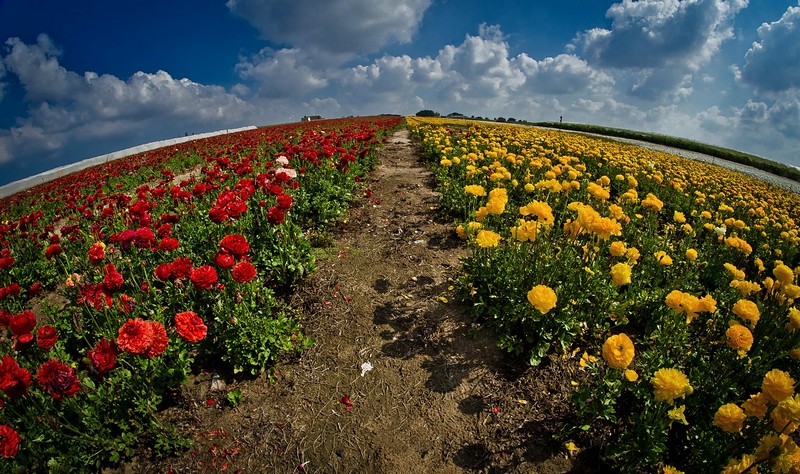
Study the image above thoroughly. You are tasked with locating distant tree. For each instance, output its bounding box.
[508,117,516,122]
[496,117,506,122]
[416,109,440,117]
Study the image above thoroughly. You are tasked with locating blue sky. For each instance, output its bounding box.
[1,0,799,186]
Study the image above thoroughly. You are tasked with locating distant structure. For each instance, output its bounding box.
[301,115,323,122]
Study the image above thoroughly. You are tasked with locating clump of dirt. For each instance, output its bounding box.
[117,130,602,473]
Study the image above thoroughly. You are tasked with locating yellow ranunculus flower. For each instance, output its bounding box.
[464,184,486,197]
[654,251,673,266]
[652,368,692,404]
[733,299,760,327]
[662,466,685,474]
[609,241,627,257]
[726,324,753,358]
[787,308,800,331]
[641,193,664,212]
[720,455,756,474]
[742,392,768,419]
[610,263,632,287]
[713,403,746,433]
[527,285,557,314]
[602,333,635,369]
[624,369,638,382]
[474,230,501,248]
[762,369,795,404]
[774,264,795,286]
[668,405,688,426]
[486,199,505,215]
[685,248,698,261]
[783,284,800,299]
[625,247,640,265]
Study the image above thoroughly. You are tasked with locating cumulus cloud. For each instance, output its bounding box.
[739,5,800,92]
[575,0,747,99]
[335,24,612,117]
[694,94,800,165]
[515,53,613,95]
[0,35,259,166]
[436,25,526,99]
[236,48,327,98]
[226,0,431,63]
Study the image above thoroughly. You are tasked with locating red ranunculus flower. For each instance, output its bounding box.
[144,321,168,358]
[28,282,43,297]
[13,334,34,351]
[277,194,293,210]
[231,262,257,283]
[88,338,117,375]
[44,244,62,260]
[36,359,80,400]
[154,263,172,281]
[0,425,21,458]
[0,256,14,270]
[80,284,113,310]
[219,234,250,258]
[225,201,247,219]
[102,263,125,291]
[158,237,180,252]
[170,257,193,279]
[208,206,228,223]
[36,326,58,350]
[157,222,172,238]
[0,356,32,400]
[117,318,154,355]
[214,252,235,269]
[1,283,21,299]
[190,265,218,290]
[267,206,285,225]
[175,311,207,343]
[87,242,106,264]
[8,310,36,336]
[0,309,10,327]
[118,294,136,315]
[134,227,156,249]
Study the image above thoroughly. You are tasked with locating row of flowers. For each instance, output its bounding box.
[408,116,800,472]
[0,116,402,469]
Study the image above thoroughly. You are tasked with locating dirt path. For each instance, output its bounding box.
[127,129,591,473]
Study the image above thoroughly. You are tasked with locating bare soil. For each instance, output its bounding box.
[119,130,602,473]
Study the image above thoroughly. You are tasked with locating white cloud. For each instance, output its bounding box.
[4,35,83,101]
[515,53,613,95]
[226,0,431,63]
[0,60,6,103]
[739,5,800,92]
[0,35,260,167]
[302,97,341,117]
[694,95,800,165]
[575,0,747,99]
[236,48,327,98]
[335,24,611,118]
[436,25,526,99]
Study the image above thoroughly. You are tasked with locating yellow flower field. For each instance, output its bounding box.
[408,116,800,472]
